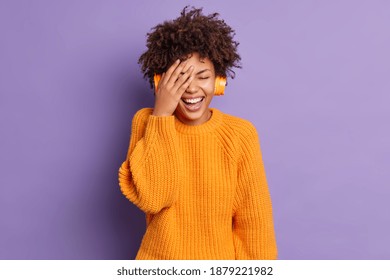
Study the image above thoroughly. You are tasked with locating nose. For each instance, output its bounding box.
[185,78,198,94]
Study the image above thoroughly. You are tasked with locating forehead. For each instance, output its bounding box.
[184,52,214,69]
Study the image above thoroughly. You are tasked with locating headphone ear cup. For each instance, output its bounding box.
[154,74,161,92]
[214,76,227,95]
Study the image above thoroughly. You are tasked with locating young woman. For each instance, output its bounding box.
[118,6,277,260]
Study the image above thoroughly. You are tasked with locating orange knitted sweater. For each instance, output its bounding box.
[118,107,277,260]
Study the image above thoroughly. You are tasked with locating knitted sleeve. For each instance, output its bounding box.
[118,108,182,214]
[232,122,278,260]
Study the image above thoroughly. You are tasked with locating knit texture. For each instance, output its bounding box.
[118,107,277,260]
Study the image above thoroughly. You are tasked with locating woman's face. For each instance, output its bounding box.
[174,52,215,126]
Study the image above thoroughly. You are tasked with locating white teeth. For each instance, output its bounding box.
[182,97,203,104]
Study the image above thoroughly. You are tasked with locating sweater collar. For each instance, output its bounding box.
[174,108,223,134]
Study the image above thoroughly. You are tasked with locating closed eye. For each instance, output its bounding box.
[199,77,210,80]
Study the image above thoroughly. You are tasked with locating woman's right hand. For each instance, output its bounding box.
[152,59,194,117]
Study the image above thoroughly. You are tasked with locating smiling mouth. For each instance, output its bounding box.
[181,97,205,105]
[181,97,205,112]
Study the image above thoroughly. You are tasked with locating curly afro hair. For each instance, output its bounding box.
[138,6,242,89]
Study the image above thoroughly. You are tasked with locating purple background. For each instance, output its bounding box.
[1,0,389,260]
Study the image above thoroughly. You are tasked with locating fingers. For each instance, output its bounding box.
[172,65,194,93]
[166,60,189,86]
[177,73,194,97]
[159,59,181,86]
[158,59,194,94]
[162,59,180,84]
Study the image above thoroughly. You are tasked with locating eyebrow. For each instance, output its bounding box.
[196,69,210,75]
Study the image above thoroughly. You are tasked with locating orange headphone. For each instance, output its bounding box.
[153,74,227,95]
